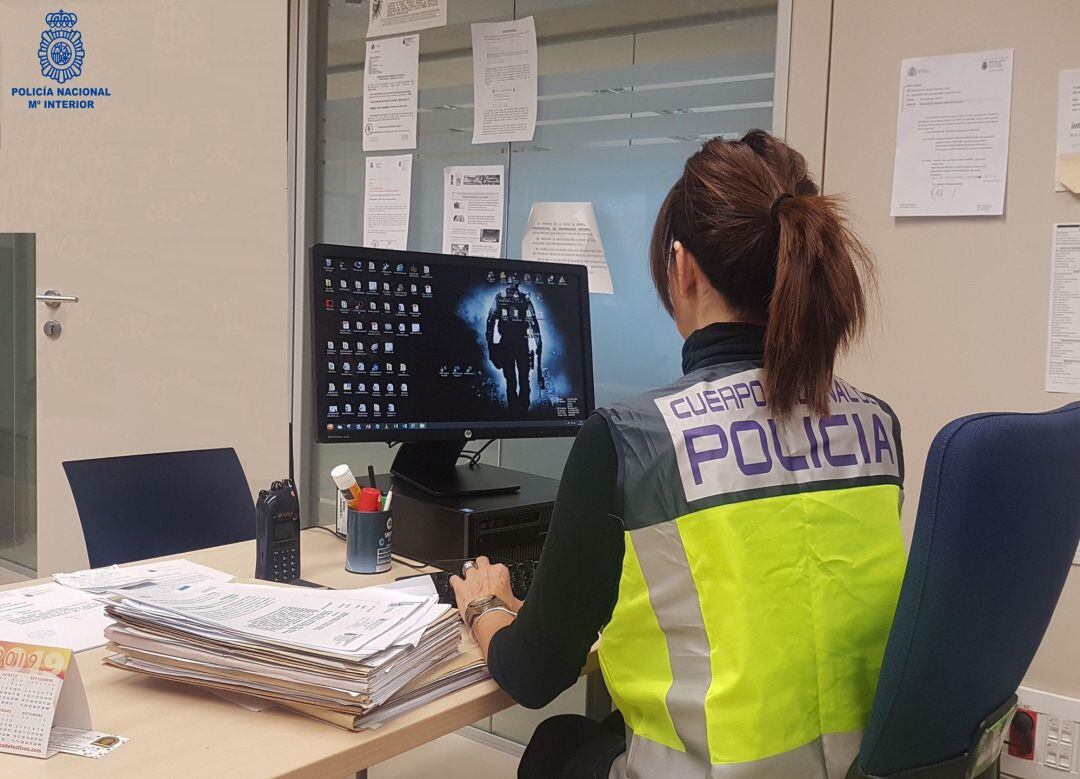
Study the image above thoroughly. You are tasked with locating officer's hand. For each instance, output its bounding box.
[449,556,524,619]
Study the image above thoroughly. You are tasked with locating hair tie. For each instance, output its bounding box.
[770,193,795,223]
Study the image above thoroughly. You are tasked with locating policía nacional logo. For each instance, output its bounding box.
[38,9,85,84]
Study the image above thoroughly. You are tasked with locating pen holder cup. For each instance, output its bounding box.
[345,509,393,574]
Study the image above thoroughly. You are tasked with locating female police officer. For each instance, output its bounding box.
[452,130,904,779]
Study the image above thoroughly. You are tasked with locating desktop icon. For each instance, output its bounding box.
[324,299,334,310]
[327,382,336,393]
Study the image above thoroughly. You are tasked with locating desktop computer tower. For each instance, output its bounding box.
[390,468,558,565]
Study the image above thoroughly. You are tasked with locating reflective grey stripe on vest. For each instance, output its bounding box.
[632,521,712,761]
[608,732,861,779]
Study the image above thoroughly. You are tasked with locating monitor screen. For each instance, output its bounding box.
[311,245,594,443]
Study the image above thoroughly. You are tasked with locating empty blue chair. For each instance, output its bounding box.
[63,448,255,567]
[847,403,1080,778]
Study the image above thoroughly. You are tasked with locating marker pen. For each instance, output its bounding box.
[331,464,364,511]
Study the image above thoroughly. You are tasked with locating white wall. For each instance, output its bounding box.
[820,1,1080,695]
[0,1,291,573]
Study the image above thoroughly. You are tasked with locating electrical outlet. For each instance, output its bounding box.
[1003,688,1080,778]
[1010,708,1038,759]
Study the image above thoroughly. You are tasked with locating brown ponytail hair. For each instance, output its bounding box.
[649,129,873,417]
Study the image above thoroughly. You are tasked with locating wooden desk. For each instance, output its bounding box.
[0,528,516,778]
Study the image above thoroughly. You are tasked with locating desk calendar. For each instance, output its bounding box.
[0,641,91,759]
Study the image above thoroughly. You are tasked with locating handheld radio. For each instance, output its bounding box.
[255,478,301,583]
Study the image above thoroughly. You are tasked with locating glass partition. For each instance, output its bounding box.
[309,0,780,746]
[0,234,37,575]
[312,0,779,521]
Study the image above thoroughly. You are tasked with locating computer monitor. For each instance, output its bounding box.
[311,244,594,496]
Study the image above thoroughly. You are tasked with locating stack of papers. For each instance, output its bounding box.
[0,559,234,652]
[101,580,489,730]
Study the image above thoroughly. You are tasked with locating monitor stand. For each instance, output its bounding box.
[390,440,522,498]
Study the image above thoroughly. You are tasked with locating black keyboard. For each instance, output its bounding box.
[399,560,539,605]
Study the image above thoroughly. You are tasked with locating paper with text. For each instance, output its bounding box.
[522,202,612,294]
[890,49,1013,217]
[47,727,127,759]
[363,35,419,152]
[0,642,90,759]
[442,165,504,258]
[368,0,446,38]
[471,17,537,144]
[364,154,413,250]
[0,584,111,652]
[1057,69,1080,194]
[1046,224,1080,393]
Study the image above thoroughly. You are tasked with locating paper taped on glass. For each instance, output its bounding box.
[522,202,613,295]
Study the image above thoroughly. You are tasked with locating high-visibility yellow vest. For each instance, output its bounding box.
[596,365,905,778]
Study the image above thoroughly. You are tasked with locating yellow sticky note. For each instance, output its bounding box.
[1058,153,1080,194]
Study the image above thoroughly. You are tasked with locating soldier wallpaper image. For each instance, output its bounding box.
[314,253,589,440]
[453,271,586,422]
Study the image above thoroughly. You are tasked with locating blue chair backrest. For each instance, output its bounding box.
[857,403,1080,775]
[64,448,255,567]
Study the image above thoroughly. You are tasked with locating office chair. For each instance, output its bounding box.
[846,403,1080,779]
[63,448,256,567]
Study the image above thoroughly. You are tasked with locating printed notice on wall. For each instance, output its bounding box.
[522,202,613,294]
[1057,69,1080,193]
[363,35,419,151]
[364,154,413,250]
[890,49,1014,217]
[1046,224,1080,394]
[443,165,504,258]
[368,0,446,38]
[471,17,538,144]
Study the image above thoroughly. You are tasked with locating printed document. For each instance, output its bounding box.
[368,0,446,38]
[1046,224,1080,393]
[364,154,413,250]
[1057,69,1080,193]
[0,584,112,652]
[442,165,504,258]
[54,558,231,595]
[113,580,437,657]
[363,35,419,152]
[890,49,1014,217]
[471,17,538,144]
[522,202,613,294]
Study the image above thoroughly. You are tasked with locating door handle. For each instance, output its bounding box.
[36,289,80,308]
